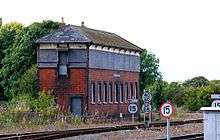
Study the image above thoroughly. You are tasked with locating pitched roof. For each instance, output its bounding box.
[36,25,142,52]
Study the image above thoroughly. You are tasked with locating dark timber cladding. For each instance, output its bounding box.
[36,24,143,117]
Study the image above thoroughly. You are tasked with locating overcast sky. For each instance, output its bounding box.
[1,0,220,82]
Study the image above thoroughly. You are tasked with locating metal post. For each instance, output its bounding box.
[167,118,170,140]
[144,113,146,123]
[149,112,152,123]
[132,113,134,123]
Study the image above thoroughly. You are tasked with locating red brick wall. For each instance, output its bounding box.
[38,68,87,111]
[38,68,57,91]
[88,69,140,117]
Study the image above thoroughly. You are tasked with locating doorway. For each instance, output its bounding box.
[70,97,83,116]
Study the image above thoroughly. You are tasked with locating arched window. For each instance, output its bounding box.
[125,83,129,101]
[104,83,108,103]
[130,83,134,99]
[134,82,138,99]
[109,83,113,103]
[115,83,119,103]
[91,82,96,103]
[98,83,102,102]
[120,83,124,103]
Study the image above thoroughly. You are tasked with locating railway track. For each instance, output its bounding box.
[0,119,203,140]
[156,133,204,140]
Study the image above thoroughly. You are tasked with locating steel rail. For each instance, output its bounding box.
[155,133,204,140]
[0,119,203,140]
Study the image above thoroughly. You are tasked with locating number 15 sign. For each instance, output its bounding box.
[160,102,175,119]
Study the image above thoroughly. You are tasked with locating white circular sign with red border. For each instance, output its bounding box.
[160,102,175,119]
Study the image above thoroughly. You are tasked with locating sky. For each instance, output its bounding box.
[1,0,220,82]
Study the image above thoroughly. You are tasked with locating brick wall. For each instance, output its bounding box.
[38,68,87,111]
[88,69,140,117]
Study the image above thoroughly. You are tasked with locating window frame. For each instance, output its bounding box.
[130,83,134,99]
[120,83,124,103]
[91,82,96,104]
[103,82,108,103]
[115,83,119,103]
[97,82,102,103]
[109,83,113,103]
[125,82,129,103]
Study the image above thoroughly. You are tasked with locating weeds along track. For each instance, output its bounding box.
[0,119,203,140]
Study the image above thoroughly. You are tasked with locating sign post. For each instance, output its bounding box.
[142,91,152,124]
[160,102,174,140]
[128,99,138,123]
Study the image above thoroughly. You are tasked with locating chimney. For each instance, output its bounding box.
[59,17,65,27]
[81,21,85,27]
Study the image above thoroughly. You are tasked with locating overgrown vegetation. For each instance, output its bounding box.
[0,19,219,129]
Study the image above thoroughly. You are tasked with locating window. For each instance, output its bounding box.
[109,83,113,103]
[134,82,138,99]
[98,83,102,102]
[104,83,108,103]
[91,83,96,103]
[130,83,134,99]
[125,83,129,102]
[120,83,124,103]
[115,83,119,103]
[58,51,68,77]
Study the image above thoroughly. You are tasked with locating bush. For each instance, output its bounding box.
[184,86,213,111]
[0,91,59,127]
[31,91,58,118]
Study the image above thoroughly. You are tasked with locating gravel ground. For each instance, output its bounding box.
[59,123,203,140]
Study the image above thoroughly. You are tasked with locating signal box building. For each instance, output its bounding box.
[36,23,142,117]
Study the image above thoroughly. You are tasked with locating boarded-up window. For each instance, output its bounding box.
[58,51,68,76]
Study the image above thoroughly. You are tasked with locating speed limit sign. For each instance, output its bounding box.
[128,103,138,114]
[212,100,220,107]
[160,102,174,119]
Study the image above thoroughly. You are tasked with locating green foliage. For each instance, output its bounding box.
[10,65,37,97]
[31,91,58,117]
[140,49,162,109]
[0,20,59,99]
[184,86,213,111]
[183,76,209,88]
[0,91,58,127]
[0,22,23,96]
[140,49,161,90]
[162,82,185,107]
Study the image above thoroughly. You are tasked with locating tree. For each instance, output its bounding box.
[183,76,209,88]
[162,82,184,107]
[140,49,161,90]
[0,22,23,98]
[0,20,59,99]
[140,49,162,109]
[184,86,213,111]
[10,65,37,97]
